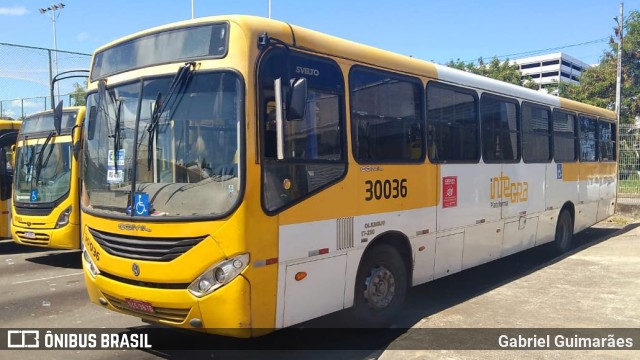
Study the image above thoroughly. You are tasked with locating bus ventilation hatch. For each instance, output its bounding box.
[337,217,354,250]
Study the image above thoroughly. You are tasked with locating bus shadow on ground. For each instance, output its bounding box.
[136,223,631,360]
[0,238,60,255]
[25,249,82,270]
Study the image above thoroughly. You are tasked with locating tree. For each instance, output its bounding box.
[445,56,538,89]
[70,81,87,106]
[558,10,640,124]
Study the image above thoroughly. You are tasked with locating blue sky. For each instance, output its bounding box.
[0,0,638,117]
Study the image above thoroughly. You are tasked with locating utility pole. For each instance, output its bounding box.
[614,2,624,212]
[615,2,624,123]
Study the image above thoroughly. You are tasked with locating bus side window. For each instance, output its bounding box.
[258,49,346,213]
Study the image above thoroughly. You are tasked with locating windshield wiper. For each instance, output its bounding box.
[34,131,55,185]
[110,100,123,173]
[23,139,36,191]
[99,79,123,174]
[146,61,196,171]
[39,136,58,182]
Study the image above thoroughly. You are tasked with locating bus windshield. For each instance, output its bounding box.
[13,140,73,204]
[83,71,243,219]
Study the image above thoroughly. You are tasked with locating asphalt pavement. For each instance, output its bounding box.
[379,218,640,359]
[1,217,638,359]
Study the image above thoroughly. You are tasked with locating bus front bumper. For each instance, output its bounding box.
[82,260,253,338]
[12,223,80,250]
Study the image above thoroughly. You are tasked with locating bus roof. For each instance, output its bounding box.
[0,118,22,130]
[24,106,85,119]
[92,15,615,120]
[19,106,85,135]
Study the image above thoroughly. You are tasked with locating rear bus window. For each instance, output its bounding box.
[599,120,616,162]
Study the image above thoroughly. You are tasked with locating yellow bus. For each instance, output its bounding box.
[11,106,86,248]
[81,15,617,337]
[0,119,21,238]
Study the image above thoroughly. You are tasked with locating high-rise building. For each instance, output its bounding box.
[513,52,591,90]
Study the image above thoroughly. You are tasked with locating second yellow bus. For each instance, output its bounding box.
[12,106,85,249]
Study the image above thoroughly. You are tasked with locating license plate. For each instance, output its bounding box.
[124,298,155,314]
[24,232,36,239]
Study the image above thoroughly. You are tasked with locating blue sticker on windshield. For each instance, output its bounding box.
[132,193,150,216]
[30,189,39,202]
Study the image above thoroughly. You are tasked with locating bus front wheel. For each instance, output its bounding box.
[352,244,407,328]
[552,209,574,254]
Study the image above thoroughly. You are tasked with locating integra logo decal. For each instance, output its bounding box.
[490,173,528,208]
[118,223,152,232]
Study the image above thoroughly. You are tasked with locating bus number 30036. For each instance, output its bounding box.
[364,179,408,201]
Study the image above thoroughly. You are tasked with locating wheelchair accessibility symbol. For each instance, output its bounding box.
[557,163,563,179]
[133,193,150,216]
[30,190,39,202]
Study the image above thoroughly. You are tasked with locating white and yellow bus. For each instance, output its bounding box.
[81,15,617,337]
[0,119,22,238]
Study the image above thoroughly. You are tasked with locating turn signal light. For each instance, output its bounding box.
[295,272,307,281]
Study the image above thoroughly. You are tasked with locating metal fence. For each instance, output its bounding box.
[619,124,640,203]
[0,42,91,119]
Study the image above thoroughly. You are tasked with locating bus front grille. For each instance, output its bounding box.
[88,228,205,262]
[15,231,50,246]
[103,293,191,323]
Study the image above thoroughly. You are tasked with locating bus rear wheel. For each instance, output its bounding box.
[352,244,407,328]
[552,209,573,254]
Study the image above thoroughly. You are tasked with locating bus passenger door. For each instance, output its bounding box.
[0,130,18,238]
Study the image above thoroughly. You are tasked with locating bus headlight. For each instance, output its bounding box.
[188,253,249,298]
[82,247,100,278]
[55,206,72,228]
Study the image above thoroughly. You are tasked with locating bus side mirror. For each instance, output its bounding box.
[87,106,97,140]
[53,100,63,134]
[286,78,307,120]
[72,124,82,161]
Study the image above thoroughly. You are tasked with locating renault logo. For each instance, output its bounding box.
[132,263,140,277]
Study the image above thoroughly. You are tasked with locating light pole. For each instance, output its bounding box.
[614,2,623,123]
[39,3,65,106]
[613,2,624,211]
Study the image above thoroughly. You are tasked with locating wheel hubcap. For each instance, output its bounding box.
[363,265,396,310]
